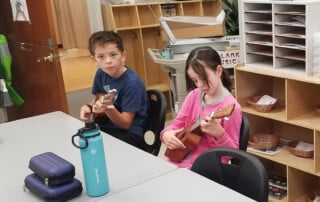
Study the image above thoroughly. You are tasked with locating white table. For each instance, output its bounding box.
[97,168,256,202]
[0,111,176,201]
[0,111,255,202]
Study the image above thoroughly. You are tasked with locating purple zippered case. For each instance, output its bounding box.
[24,173,82,202]
[28,152,75,186]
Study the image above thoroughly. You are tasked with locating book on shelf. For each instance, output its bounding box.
[269,185,287,200]
[268,172,287,200]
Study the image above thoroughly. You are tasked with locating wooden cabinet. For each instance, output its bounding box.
[237,0,320,201]
[101,0,221,89]
[235,64,320,202]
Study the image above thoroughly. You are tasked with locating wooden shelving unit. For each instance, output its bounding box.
[100,0,222,90]
[238,0,320,201]
[235,64,320,201]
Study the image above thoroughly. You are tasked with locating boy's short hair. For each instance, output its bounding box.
[88,31,124,55]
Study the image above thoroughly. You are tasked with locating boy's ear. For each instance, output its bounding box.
[121,50,127,63]
[91,55,99,66]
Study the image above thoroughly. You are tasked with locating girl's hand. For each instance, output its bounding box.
[200,116,224,139]
[163,128,186,150]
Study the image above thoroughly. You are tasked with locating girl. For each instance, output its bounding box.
[161,46,242,168]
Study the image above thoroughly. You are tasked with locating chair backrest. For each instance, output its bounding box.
[191,147,269,202]
[142,89,167,156]
[239,115,250,151]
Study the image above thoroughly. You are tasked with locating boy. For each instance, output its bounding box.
[80,31,148,149]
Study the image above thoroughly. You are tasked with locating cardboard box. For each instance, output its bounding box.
[160,11,226,41]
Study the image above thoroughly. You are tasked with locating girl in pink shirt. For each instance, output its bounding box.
[161,46,242,169]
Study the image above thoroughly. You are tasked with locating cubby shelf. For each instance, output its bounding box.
[235,61,320,201]
[238,4,320,199]
[240,0,320,77]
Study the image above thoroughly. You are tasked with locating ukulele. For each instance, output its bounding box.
[93,89,117,124]
[164,103,235,163]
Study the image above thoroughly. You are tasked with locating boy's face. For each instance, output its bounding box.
[92,43,127,78]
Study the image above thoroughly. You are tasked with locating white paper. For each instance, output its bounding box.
[295,141,313,152]
[256,95,277,105]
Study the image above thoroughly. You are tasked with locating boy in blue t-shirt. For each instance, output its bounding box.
[80,31,148,149]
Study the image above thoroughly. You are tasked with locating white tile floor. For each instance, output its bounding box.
[158,142,167,159]
[145,119,171,159]
[0,108,8,123]
[156,119,172,159]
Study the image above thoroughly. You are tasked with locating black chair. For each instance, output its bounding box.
[191,147,269,202]
[142,89,167,156]
[239,115,250,151]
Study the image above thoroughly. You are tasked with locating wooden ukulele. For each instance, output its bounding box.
[164,103,235,163]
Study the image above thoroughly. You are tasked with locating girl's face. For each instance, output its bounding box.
[92,43,126,78]
[187,61,222,95]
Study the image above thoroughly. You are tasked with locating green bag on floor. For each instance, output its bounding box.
[0,34,24,106]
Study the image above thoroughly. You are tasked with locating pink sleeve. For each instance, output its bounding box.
[160,90,201,142]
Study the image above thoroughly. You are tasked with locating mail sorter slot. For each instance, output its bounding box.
[181,2,202,16]
[110,6,139,29]
[138,4,161,26]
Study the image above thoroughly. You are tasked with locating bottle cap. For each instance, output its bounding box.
[84,113,96,130]
[85,120,96,130]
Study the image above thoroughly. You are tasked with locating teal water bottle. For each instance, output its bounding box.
[72,119,110,196]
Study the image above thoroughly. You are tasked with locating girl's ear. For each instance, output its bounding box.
[216,65,223,77]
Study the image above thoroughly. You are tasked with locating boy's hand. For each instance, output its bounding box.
[80,104,92,121]
[100,89,117,108]
[92,91,115,113]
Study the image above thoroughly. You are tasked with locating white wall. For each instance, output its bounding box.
[86,0,104,33]
[0,108,7,123]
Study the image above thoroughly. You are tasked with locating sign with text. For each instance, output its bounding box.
[218,49,241,69]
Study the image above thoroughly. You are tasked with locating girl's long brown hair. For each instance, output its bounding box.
[185,46,231,92]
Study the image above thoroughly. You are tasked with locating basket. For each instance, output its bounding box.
[248,133,279,150]
[306,189,320,202]
[286,141,314,158]
[246,95,276,113]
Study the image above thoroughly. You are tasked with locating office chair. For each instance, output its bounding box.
[239,115,250,151]
[191,147,269,202]
[142,89,167,156]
